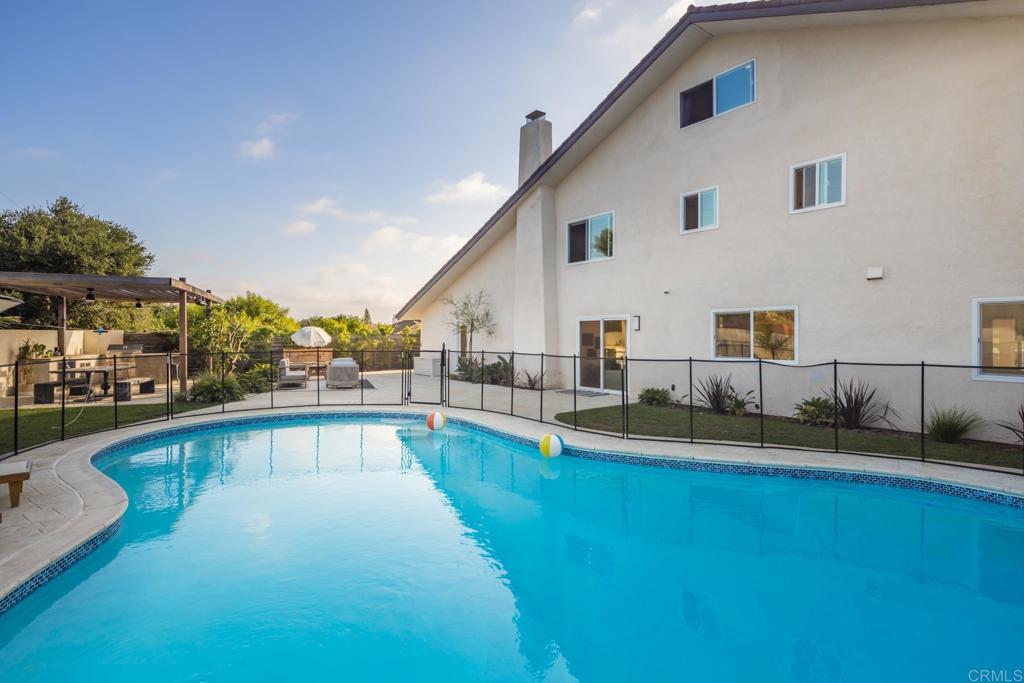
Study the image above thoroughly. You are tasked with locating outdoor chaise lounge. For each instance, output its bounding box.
[278,358,309,388]
[326,357,360,389]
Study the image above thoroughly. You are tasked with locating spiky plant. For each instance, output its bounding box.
[826,379,900,430]
[926,406,984,444]
[996,404,1024,444]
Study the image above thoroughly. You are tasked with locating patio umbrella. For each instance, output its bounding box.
[0,294,23,314]
[291,326,332,347]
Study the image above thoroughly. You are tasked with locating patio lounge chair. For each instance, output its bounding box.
[326,357,360,389]
[278,358,308,388]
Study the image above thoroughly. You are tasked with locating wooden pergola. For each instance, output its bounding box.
[0,272,223,393]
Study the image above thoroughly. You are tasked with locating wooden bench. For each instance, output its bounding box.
[114,376,155,402]
[0,461,31,508]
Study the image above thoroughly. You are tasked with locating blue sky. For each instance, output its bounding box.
[1,0,698,320]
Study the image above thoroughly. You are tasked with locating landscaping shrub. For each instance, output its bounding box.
[187,372,246,403]
[996,404,1024,444]
[453,355,479,382]
[694,374,755,415]
[237,363,273,393]
[638,387,671,407]
[794,397,835,426]
[727,390,758,416]
[489,355,519,387]
[826,379,899,429]
[926,406,983,444]
[694,375,734,414]
[518,369,546,390]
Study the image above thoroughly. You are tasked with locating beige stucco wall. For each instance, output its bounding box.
[417,14,1024,433]
[552,15,1023,366]
[419,229,517,353]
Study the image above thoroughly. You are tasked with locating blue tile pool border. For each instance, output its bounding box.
[3,409,1022,617]
[0,519,122,618]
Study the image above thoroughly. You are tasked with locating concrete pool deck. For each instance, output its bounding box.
[2,403,1024,611]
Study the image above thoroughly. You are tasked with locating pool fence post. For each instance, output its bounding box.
[510,351,515,416]
[316,347,321,407]
[833,360,840,452]
[440,343,446,406]
[689,357,694,444]
[269,349,274,410]
[920,361,926,462]
[573,354,578,431]
[60,357,67,441]
[113,355,120,429]
[165,352,172,420]
[758,358,764,448]
[220,351,226,413]
[622,355,628,439]
[539,352,545,424]
[480,350,485,411]
[13,360,19,454]
[360,350,365,406]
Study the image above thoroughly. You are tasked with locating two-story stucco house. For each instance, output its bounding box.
[397,0,1023,400]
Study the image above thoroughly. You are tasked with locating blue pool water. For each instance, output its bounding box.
[1,416,1022,681]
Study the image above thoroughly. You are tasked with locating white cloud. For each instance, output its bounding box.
[239,137,275,159]
[573,5,603,24]
[361,226,465,255]
[256,112,297,134]
[283,220,316,235]
[156,168,178,183]
[661,0,690,22]
[424,172,508,205]
[300,196,418,225]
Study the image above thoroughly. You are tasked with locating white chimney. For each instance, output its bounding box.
[519,110,552,186]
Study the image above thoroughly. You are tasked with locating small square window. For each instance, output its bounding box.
[567,213,614,264]
[681,187,718,232]
[791,155,845,212]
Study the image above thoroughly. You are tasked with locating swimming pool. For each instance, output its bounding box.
[1,414,1022,681]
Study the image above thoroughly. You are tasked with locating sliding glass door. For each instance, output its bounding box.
[577,317,628,391]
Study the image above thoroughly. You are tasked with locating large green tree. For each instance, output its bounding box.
[0,197,155,327]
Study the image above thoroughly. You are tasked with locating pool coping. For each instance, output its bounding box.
[2,405,1023,618]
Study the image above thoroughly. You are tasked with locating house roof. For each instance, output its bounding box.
[395,0,1004,320]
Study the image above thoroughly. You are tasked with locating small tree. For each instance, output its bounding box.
[190,306,260,372]
[443,290,495,357]
[362,308,372,324]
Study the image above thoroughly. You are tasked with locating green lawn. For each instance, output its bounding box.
[556,403,1024,471]
[1,401,218,455]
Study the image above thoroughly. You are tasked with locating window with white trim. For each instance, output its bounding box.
[714,308,797,361]
[567,212,614,264]
[679,60,755,128]
[976,298,1024,379]
[681,187,718,233]
[791,154,845,212]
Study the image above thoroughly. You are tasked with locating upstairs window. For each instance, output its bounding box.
[791,154,845,212]
[567,212,614,264]
[681,187,718,233]
[680,60,755,128]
